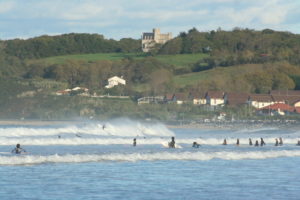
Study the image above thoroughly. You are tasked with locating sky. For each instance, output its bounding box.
[0,0,300,40]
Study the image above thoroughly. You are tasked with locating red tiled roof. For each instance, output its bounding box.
[249,94,273,102]
[271,95,300,105]
[189,91,206,99]
[174,93,189,101]
[207,91,224,99]
[270,90,300,96]
[165,93,174,101]
[226,92,249,106]
[259,103,295,112]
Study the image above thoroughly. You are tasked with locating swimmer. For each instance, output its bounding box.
[192,142,200,148]
[133,138,137,147]
[255,140,259,147]
[11,144,26,154]
[222,139,227,145]
[249,138,253,146]
[275,138,279,146]
[260,138,266,146]
[279,137,283,146]
[168,137,175,148]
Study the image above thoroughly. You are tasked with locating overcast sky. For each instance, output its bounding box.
[0,0,299,40]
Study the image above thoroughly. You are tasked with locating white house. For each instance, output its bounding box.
[206,91,225,106]
[105,76,126,89]
[248,94,274,109]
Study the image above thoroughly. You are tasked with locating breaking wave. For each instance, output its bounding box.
[0,137,299,146]
[1,150,300,165]
[0,119,174,138]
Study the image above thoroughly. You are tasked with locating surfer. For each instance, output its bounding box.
[133,138,137,146]
[168,137,175,148]
[297,140,300,146]
[222,139,227,145]
[260,138,266,146]
[279,137,283,146]
[11,144,26,154]
[255,140,259,146]
[192,142,200,148]
[236,139,240,146]
[249,138,253,146]
[102,124,106,130]
[275,138,279,146]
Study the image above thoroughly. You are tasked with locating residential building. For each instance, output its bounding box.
[173,93,190,104]
[105,76,126,89]
[248,94,274,109]
[259,103,295,116]
[224,92,249,107]
[206,91,225,106]
[189,92,207,105]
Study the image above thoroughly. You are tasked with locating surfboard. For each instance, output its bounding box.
[161,141,182,149]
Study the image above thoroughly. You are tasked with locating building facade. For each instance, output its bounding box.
[141,28,172,52]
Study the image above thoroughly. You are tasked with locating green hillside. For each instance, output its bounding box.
[32,52,208,68]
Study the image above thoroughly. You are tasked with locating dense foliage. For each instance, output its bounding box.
[159,28,300,65]
[3,33,141,59]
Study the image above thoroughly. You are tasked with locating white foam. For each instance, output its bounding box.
[0,137,299,146]
[1,150,300,165]
[0,120,174,138]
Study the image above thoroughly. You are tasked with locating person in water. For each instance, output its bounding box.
[275,138,279,146]
[222,139,227,145]
[255,140,259,146]
[260,138,266,146]
[168,137,175,148]
[11,144,26,154]
[133,138,137,147]
[249,138,253,146]
[297,140,300,146]
[236,139,240,146]
[279,137,283,146]
[192,142,200,148]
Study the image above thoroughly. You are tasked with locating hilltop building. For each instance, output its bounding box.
[105,76,126,89]
[141,28,172,52]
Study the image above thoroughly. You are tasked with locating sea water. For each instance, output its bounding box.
[0,119,300,200]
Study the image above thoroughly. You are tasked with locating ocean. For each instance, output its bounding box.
[0,119,299,200]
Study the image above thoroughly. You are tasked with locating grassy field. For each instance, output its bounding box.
[155,53,208,68]
[31,52,208,68]
[173,64,265,87]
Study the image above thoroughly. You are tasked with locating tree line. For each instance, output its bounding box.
[159,28,300,66]
[3,33,141,59]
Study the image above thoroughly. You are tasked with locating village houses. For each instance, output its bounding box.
[138,90,300,115]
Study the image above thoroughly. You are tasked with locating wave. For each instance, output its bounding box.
[0,119,174,138]
[1,150,300,165]
[0,137,299,146]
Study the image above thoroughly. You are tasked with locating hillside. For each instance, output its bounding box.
[1,28,300,119]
